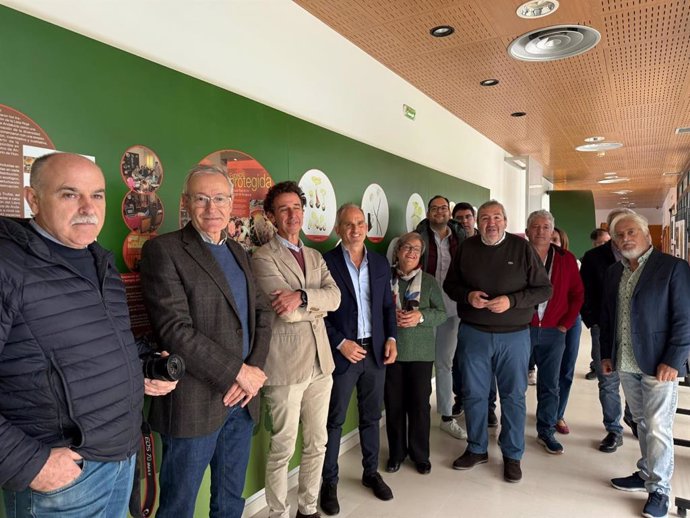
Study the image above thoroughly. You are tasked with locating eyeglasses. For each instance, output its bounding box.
[187,193,232,207]
[400,245,423,254]
[429,206,449,213]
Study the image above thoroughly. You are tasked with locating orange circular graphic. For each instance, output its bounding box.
[120,145,163,193]
[180,150,275,252]
[122,191,164,233]
[122,231,155,272]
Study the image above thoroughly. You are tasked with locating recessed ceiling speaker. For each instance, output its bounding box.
[508,25,601,62]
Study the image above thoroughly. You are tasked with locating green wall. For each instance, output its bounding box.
[0,6,489,516]
[548,190,596,258]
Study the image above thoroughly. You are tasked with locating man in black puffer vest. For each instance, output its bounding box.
[0,153,177,518]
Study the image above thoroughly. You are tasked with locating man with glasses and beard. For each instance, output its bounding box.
[601,212,690,518]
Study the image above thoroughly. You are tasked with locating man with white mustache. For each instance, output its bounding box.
[0,152,177,518]
[600,212,690,518]
[444,200,551,483]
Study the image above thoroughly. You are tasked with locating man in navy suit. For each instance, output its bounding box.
[319,203,397,515]
[601,212,690,518]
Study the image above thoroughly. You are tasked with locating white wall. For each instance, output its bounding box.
[2,0,521,214]
[594,207,663,227]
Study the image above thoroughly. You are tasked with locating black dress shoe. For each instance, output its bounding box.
[385,459,401,473]
[296,512,321,518]
[415,461,432,474]
[362,472,393,501]
[623,415,638,438]
[452,449,488,470]
[503,457,522,483]
[319,482,339,515]
[487,409,498,428]
[599,432,623,453]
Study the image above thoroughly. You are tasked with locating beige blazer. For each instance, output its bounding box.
[252,236,341,385]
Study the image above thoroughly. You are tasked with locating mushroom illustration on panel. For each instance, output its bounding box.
[361,183,389,244]
[299,168,336,243]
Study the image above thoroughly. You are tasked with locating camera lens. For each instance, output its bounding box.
[143,354,186,382]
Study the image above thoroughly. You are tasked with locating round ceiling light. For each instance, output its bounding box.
[480,78,499,86]
[430,25,454,38]
[508,25,601,62]
[516,0,560,19]
[575,142,624,152]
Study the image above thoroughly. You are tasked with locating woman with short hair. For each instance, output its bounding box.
[384,232,449,475]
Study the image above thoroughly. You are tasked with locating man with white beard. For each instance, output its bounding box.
[601,212,690,518]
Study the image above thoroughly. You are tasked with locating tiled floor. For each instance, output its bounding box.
[252,331,690,517]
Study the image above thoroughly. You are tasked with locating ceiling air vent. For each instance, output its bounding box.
[676,127,690,135]
[508,25,601,62]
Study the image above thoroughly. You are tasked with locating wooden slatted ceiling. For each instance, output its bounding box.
[295,0,690,209]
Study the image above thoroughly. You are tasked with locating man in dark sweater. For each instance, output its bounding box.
[444,200,551,483]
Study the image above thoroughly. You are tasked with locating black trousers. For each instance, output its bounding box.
[384,361,433,464]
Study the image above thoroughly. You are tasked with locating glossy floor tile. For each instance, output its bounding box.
[252,331,690,518]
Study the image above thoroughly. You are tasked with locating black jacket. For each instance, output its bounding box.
[579,241,617,328]
[415,218,466,276]
[0,218,144,491]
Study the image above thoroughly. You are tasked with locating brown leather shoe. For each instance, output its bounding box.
[503,456,522,483]
[452,449,488,470]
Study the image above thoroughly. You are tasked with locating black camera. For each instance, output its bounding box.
[404,299,419,312]
[142,353,186,382]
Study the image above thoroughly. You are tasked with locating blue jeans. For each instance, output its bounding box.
[452,326,497,412]
[530,327,566,436]
[458,324,530,460]
[156,405,254,518]
[619,372,678,495]
[4,455,135,518]
[557,316,581,420]
[435,315,460,416]
[591,325,624,434]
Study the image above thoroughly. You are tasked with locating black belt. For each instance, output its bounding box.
[357,337,372,347]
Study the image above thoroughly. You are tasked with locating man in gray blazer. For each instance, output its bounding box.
[140,164,272,518]
[252,181,341,518]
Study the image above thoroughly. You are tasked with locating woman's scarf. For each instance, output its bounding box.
[391,266,423,311]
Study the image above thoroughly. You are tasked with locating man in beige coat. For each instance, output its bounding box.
[252,181,341,518]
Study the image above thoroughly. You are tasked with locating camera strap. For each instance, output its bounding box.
[129,420,158,517]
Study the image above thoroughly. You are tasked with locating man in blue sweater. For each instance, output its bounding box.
[140,164,272,518]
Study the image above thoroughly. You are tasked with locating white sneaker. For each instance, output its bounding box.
[440,418,467,440]
[528,369,537,386]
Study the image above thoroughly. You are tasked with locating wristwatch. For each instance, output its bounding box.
[299,289,308,308]
[418,312,424,324]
